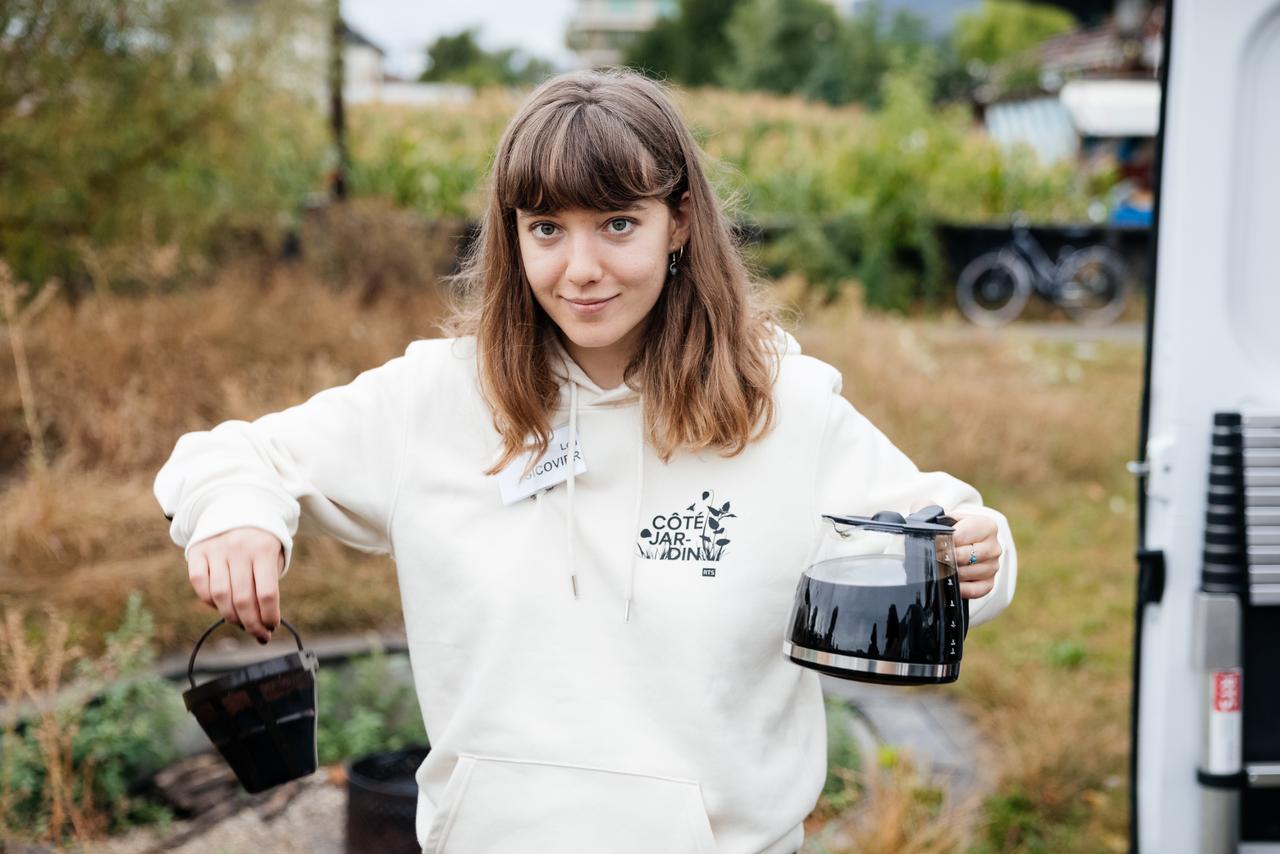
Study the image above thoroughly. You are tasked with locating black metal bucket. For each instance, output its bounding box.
[346,744,430,854]
[182,617,320,794]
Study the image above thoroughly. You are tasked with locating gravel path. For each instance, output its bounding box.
[819,674,997,797]
[91,771,347,854]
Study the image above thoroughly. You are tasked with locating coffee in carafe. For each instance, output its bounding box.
[784,505,969,685]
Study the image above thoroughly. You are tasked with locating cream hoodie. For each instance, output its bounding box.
[154,326,1017,854]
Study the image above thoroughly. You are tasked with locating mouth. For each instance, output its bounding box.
[562,294,618,315]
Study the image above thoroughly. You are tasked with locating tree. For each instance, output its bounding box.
[802,1,933,107]
[419,28,554,88]
[0,0,327,293]
[718,0,840,95]
[952,0,1077,93]
[622,0,737,86]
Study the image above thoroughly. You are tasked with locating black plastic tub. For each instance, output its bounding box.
[345,744,430,854]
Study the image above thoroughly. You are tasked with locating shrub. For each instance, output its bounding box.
[821,695,864,812]
[315,647,428,766]
[0,593,183,846]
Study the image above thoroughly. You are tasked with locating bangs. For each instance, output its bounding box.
[498,102,680,215]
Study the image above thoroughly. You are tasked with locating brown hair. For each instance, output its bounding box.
[441,67,784,476]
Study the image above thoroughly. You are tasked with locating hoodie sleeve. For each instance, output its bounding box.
[813,376,1017,629]
[153,341,422,580]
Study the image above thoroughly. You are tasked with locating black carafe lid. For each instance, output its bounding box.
[822,503,957,536]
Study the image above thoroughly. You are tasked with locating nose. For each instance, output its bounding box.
[564,232,603,288]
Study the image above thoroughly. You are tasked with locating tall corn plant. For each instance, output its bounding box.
[0,260,58,472]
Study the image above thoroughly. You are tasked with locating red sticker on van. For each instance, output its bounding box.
[1213,671,1241,713]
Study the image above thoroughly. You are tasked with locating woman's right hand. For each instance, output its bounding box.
[187,528,284,644]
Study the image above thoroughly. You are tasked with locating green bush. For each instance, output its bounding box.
[315,647,428,766]
[1,593,183,843]
[823,695,863,807]
[69,597,185,833]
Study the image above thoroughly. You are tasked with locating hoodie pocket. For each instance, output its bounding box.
[422,753,719,854]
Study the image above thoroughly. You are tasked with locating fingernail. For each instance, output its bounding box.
[258,636,268,645]
[266,622,277,631]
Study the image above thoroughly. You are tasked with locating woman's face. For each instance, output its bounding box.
[515,193,690,363]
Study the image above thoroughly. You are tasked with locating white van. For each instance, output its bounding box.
[1130,0,1280,850]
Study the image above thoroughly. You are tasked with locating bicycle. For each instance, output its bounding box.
[954,219,1132,327]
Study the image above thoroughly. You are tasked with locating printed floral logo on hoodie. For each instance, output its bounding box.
[635,490,737,562]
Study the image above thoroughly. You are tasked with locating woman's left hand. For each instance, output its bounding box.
[949,509,1002,600]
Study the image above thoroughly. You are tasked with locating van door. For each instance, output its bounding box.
[1131,0,1280,851]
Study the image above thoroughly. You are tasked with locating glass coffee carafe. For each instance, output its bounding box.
[784,503,969,685]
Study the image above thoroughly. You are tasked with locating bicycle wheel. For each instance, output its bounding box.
[1055,246,1131,326]
[955,251,1033,327]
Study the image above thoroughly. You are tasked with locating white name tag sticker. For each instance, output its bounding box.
[496,423,587,505]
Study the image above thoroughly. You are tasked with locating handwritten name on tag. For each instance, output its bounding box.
[496,423,587,505]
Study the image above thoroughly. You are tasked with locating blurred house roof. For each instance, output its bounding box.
[342,21,384,55]
[1040,25,1128,76]
[1038,3,1164,80]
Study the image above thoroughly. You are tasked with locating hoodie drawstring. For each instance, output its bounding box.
[566,381,579,599]
[538,375,644,623]
[624,395,643,622]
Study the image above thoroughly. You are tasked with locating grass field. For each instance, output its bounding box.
[0,260,1144,850]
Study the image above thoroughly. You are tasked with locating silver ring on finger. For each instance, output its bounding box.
[968,545,978,565]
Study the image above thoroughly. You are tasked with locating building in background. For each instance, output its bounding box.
[341,23,385,91]
[213,1,473,107]
[1037,0,1163,87]
[567,0,677,68]
[212,0,384,103]
[977,0,1163,225]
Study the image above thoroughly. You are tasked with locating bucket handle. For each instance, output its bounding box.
[187,618,304,691]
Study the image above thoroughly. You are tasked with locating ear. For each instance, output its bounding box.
[669,191,691,251]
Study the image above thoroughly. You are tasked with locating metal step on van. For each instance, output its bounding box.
[1129,0,1280,850]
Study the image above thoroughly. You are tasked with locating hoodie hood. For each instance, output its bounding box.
[541,324,802,623]
[548,323,801,408]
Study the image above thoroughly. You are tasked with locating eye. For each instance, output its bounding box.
[531,222,558,238]
[607,218,637,235]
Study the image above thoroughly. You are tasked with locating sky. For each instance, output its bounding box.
[342,0,580,80]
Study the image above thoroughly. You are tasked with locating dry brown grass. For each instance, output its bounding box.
[794,284,1139,491]
[0,261,61,473]
[812,751,984,853]
[296,196,468,306]
[0,254,449,657]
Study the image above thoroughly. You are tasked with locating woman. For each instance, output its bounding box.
[154,68,1017,854]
